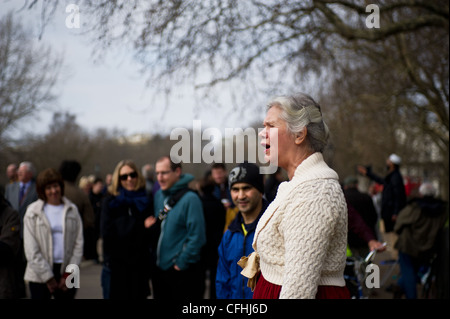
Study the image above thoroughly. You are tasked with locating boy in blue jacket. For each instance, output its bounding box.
[216,161,269,299]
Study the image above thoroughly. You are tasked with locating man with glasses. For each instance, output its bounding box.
[151,155,206,299]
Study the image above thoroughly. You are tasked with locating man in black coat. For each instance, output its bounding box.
[343,175,379,257]
[4,162,38,238]
[358,154,407,232]
[358,154,407,259]
[4,161,38,298]
[0,193,21,299]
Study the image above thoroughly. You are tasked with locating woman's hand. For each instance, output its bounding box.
[58,277,68,292]
[46,277,58,293]
[144,216,157,228]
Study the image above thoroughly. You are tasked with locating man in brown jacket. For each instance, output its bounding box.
[394,182,448,299]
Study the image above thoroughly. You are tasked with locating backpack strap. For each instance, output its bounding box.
[158,187,192,221]
[167,187,192,207]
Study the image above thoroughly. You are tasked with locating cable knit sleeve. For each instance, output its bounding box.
[280,180,344,299]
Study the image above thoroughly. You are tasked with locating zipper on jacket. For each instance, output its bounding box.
[156,219,165,267]
[241,228,247,298]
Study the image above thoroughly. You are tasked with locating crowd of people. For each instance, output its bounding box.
[0,92,448,300]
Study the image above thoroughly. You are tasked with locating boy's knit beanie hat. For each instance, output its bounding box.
[228,161,264,194]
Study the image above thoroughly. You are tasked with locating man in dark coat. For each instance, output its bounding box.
[343,175,379,257]
[59,160,97,261]
[4,162,38,238]
[4,161,38,298]
[197,173,226,299]
[358,154,407,233]
[0,193,21,299]
[357,154,407,263]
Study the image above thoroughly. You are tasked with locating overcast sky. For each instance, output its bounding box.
[2,0,265,139]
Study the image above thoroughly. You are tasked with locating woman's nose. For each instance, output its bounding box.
[259,128,266,137]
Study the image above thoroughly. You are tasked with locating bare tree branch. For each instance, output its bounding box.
[0,12,63,142]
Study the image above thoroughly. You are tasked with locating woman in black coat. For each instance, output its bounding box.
[101,160,154,299]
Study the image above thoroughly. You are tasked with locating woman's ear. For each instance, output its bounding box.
[295,127,307,145]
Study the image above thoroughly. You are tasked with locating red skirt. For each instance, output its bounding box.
[253,273,351,299]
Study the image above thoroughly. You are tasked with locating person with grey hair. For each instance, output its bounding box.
[239,93,349,299]
[393,182,447,298]
[418,182,437,197]
[4,161,39,298]
[5,161,38,238]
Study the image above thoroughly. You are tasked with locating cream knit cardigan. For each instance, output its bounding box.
[253,152,348,299]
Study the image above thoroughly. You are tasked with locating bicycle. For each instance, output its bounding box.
[344,243,386,299]
[419,254,437,299]
[380,253,438,299]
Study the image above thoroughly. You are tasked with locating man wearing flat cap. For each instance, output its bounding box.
[215,161,269,299]
[357,154,407,258]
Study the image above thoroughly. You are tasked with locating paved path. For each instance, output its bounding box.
[74,251,401,299]
[76,260,104,299]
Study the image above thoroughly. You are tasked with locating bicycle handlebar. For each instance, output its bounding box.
[364,242,387,263]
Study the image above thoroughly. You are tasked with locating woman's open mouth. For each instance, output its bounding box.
[262,143,270,153]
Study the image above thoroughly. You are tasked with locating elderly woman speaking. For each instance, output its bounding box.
[243,93,350,299]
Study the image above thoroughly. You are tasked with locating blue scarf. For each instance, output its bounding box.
[109,187,149,212]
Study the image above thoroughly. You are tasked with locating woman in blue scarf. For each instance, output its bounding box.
[101,160,154,299]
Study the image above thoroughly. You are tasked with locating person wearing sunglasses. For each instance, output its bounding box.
[100,159,154,299]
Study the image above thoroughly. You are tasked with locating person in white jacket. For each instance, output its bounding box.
[23,168,83,299]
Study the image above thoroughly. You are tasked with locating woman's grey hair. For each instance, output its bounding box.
[267,92,330,153]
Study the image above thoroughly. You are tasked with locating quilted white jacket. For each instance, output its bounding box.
[23,197,83,283]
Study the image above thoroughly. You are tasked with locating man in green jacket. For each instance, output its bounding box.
[394,182,448,299]
[152,155,206,299]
